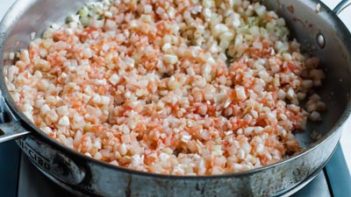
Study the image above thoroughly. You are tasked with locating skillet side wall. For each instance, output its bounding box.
[16,130,340,196]
[0,0,350,196]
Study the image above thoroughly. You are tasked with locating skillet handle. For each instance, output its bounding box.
[333,0,351,15]
[0,95,86,185]
[0,122,30,143]
[0,95,30,143]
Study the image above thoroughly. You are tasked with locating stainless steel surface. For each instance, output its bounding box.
[0,122,29,143]
[3,140,344,197]
[293,172,331,197]
[16,152,332,197]
[334,0,351,14]
[0,97,29,143]
[0,0,351,196]
[17,137,86,186]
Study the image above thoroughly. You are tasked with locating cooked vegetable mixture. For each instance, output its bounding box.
[5,0,325,175]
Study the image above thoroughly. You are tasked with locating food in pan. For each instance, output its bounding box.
[5,0,326,175]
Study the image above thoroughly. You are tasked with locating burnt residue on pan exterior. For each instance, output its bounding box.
[290,17,316,41]
[288,6,314,30]
[287,4,295,14]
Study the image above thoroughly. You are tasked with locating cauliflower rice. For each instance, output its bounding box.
[5,0,326,175]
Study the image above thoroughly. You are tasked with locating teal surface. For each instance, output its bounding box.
[0,141,20,197]
[325,143,351,197]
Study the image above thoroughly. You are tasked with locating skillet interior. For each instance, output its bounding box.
[264,0,351,148]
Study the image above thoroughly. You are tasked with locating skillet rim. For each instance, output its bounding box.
[0,0,350,179]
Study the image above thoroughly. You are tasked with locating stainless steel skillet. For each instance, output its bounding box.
[0,0,350,196]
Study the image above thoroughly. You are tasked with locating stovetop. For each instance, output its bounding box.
[0,141,350,197]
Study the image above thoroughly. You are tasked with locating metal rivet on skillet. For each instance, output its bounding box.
[316,33,326,49]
